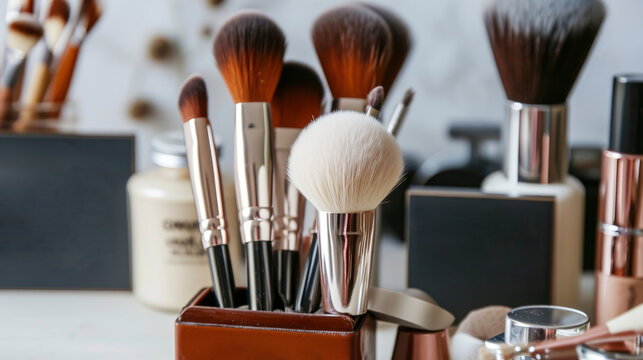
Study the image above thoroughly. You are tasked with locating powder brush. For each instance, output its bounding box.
[288,111,403,315]
[179,75,236,308]
[213,10,285,311]
[271,61,324,309]
[312,5,392,112]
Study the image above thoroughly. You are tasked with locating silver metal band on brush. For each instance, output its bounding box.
[504,102,567,184]
[317,210,376,315]
[273,128,305,251]
[234,102,273,243]
[387,103,406,136]
[331,98,367,112]
[183,117,229,248]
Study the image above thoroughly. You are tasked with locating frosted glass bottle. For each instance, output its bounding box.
[482,103,585,308]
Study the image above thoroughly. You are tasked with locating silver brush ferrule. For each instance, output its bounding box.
[364,106,381,120]
[183,118,229,249]
[331,98,367,112]
[1,50,25,87]
[234,102,274,244]
[317,210,376,315]
[387,103,407,137]
[504,102,567,184]
[273,128,305,251]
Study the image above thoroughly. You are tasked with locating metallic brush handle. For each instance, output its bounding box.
[294,231,321,313]
[387,103,407,136]
[318,210,376,315]
[331,98,367,112]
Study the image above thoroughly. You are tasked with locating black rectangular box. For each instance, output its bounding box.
[0,133,134,289]
[407,187,555,322]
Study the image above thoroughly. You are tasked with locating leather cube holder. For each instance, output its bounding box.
[175,288,376,360]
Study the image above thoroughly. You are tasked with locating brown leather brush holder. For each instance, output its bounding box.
[175,288,376,360]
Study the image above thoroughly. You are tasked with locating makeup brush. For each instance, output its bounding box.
[271,61,324,309]
[213,10,286,311]
[359,3,411,95]
[44,0,101,115]
[312,5,392,112]
[179,75,236,308]
[0,14,43,126]
[288,111,404,315]
[295,219,321,313]
[16,0,70,129]
[365,86,384,120]
[386,88,414,136]
[478,303,643,359]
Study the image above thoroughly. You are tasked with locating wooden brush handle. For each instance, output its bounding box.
[0,86,14,127]
[532,325,610,352]
[16,62,51,126]
[44,44,80,117]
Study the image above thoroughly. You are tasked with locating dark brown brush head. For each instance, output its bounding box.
[366,86,384,110]
[83,0,102,33]
[485,0,605,104]
[20,0,36,14]
[213,11,286,103]
[271,61,324,129]
[402,88,414,106]
[312,5,392,99]
[47,0,71,22]
[178,74,209,122]
[359,3,411,95]
[8,15,43,38]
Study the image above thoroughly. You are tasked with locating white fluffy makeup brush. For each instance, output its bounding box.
[288,111,403,315]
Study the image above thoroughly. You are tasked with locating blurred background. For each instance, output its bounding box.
[3,0,642,172]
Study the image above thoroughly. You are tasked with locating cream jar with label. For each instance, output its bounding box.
[128,131,211,311]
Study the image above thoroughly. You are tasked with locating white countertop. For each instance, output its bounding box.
[0,290,398,359]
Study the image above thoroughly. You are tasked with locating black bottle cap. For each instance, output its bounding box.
[609,74,643,154]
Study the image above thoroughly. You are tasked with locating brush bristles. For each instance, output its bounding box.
[360,3,411,94]
[288,111,403,213]
[84,0,102,33]
[44,0,70,50]
[312,5,392,99]
[485,0,605,104]
[213,11,286,103]
[402,88,414,106]
[366,86,384,110]
[272,62,325,129]
[178,75,209,122]
[7,15,43,54]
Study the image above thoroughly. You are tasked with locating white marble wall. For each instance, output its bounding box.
[6,0,643,171]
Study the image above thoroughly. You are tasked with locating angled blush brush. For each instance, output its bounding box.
[312,5,392,112]
[0,14,42,127]
[271,61,324,309]
[213,10,286,311]
[288,111,403,315]
[179,75,236,308]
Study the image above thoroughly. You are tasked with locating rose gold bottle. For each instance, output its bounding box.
[595,74,643,324]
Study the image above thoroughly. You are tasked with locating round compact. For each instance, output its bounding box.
[505,305,590,346]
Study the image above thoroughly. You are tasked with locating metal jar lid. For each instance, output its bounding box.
[151,130,188,168]
[505,305,590,346]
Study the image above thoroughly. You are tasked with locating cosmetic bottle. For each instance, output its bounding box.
[595,74,643,325]
[128,131,211,311]
[482,103,585,308]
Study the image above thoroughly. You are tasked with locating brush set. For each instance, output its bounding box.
[174,0,643,358]
[0,0,101,131]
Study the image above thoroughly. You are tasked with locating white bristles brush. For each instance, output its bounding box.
[288,111,403,315]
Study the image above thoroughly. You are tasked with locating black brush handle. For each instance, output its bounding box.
[294,233,321,313]
[206,244,236,308]
[275,249,299,308]
[245,240,275,311]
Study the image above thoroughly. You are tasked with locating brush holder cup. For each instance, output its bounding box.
[175,287,376,360]
[0,102,75,132]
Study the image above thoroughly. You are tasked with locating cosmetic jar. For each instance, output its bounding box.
[128,131,211,311]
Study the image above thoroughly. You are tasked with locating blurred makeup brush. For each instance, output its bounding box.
[479,303,643,359]
[213,10,286,311]
[288,111,403,315]
[271,61,324,309]
[365,85,384,120]
[359,3,411,95]
[0,14,43,126]
[312,5,392,112]
[44,0,101,115]
[386,88,414,136]
[179,75,236,308]
[16,0,70,129]
[6,0,37,21]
